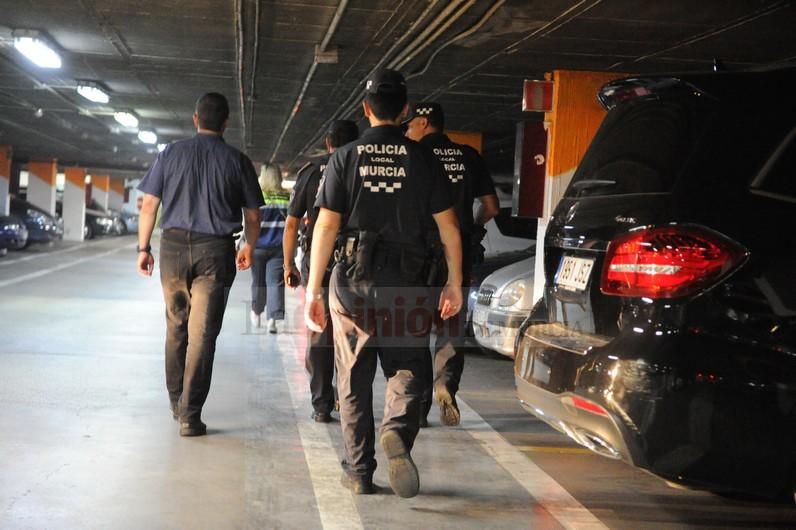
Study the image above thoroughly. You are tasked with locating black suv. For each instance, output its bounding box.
[515,68,795,500]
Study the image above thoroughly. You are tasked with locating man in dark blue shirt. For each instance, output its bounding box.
[283,119,359,423]
[136,92,264,437]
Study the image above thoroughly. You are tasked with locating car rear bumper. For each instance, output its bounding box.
[515,320,796,496]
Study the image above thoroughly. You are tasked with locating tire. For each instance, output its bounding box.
[84,223,94,240]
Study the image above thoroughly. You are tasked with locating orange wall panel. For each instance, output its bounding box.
[545,70,626,178]
[0,145,11,178]
[64,168,86,188]
[93,175,110,192]
[28,160,58,185]
[110,178,125,195]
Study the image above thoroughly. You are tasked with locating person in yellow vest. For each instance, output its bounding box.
[250,163,291,333]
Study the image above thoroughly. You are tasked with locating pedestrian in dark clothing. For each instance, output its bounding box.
[404,102,499,427]
[136,92,264,437]
[304,69,463,498]
[250,163,290,333]
[283,119,359,423]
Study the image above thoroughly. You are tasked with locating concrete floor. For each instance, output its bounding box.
[1,236,794,529]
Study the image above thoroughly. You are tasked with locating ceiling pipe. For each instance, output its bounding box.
[268,0,350,163]
[424,0,602,102]
[391,0,477,71]
[387,0,468,71]
[245,0,262,148]
[234,0,247,148]
[406,0,506,80]
[291,0,479,165]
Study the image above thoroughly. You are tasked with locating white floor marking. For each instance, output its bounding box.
[457,397,609,530]
[0,239,107,267]
[274,331,364,530]
[0,244,133,288]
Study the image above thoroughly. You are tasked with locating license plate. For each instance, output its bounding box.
[555,256,595,292]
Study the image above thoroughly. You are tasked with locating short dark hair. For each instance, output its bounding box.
[327,120,359,148]
[365,91,407,122]
[195,93,229,131]
[426,111,444,131]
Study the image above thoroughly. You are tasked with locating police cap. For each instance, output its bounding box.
[364,69,407,96]
[402,102,444,126]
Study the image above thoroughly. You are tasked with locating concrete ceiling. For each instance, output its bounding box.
[0,0,794,179]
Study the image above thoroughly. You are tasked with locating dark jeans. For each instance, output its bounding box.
[160,229,236,423]
[329,260,431,478]
[251,247,285,319]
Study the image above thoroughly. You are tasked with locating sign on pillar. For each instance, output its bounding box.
[108,178,125,211]
[92,175,110,210]
[62,168,86,241]
[0,145,11,216]
[27,160,58,215]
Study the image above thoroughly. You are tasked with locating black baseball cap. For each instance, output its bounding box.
[364,69,407,96]
[402,102,444,126]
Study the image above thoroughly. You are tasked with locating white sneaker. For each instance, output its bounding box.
[250,310,261,328]
[266,318,277,334]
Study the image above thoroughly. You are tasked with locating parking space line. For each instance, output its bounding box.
[0,242,91,266]
[274,331,364,530]
[457,397,609,530]
[0,243,134,288]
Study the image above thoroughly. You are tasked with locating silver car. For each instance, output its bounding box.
[471,258,535,358]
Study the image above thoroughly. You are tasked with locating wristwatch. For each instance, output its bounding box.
[136,244,152,253]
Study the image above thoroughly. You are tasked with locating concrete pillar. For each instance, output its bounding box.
[27,160,58,215]
[62,168,86,241]
[92,175,110,210]
[532,70,624,303]
[108,178,125,211]
[0,145,11,216]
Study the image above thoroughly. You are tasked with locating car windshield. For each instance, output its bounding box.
[567,96,715,198]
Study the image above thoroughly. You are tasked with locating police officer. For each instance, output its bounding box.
[404,102,499,427]
[136,92,264,437]
[283,119,359,423]
[304,69,463,498]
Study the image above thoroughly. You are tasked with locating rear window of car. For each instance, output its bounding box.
[750,127,796,203]
[566,96,715,198]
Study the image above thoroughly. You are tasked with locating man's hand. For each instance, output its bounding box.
[305,296,327,332]
[236,242,254,270]
[283,263,301,289]
[438,284,463,320]
[137,251,155,277]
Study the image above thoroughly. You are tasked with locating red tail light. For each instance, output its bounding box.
[600,225,747,298]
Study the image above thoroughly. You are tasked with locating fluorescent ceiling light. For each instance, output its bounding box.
[138,130,158,145]
[157,143,167,152]
[13,30,62,69]
[114,111,139,129]
[76,81,110,104]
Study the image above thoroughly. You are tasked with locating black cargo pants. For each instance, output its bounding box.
[329,257,432,478]
[420,246,471,417]
[302,258,336,415]
[159,229,236,423]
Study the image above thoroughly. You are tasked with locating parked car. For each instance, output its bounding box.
[466,246,534,328]
[514,68,796,501]
[86,200,126,237]
[472,258,535,358]
[112,208,139,233]
[55,199,125,239]
[0,215,29,252]
[9,196,63,245]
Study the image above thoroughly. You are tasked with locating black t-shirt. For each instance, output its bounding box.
[315,124,451,248]
[419,132,495,236]
[287,155,328,237]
